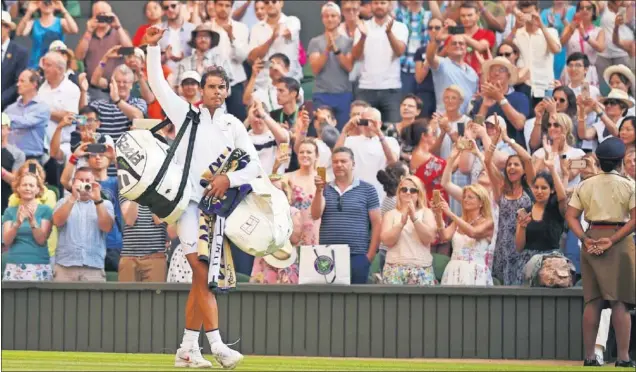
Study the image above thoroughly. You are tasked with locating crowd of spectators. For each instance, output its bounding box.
[1,0,635,288]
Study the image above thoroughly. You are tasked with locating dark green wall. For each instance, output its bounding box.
[2,282,584,360]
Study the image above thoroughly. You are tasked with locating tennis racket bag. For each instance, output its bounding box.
[115,106,201,224]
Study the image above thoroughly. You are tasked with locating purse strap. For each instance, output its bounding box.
[140,105,201,201]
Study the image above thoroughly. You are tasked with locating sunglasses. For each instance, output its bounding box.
[605,99,624,106]
[450,41,466,46]
[580,5,594,11]
[399,187,418,194]
[555,97,567,103]
[427,26,442,31]
[264,0,278,4]
[162,3,178,10]
[498,52,513,58]
[547,122,561,128]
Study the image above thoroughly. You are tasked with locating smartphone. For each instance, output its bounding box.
[474,115,485,126]
[456,137,473,151]
[72,115,87,126]
[358,118,370,126]
[448,25,465,35]
[118,47,135,56]
[618,7,627,18]
[43,0,52,5]
[301,101,314,121]
[317,167,327,181]
[86,144,107,154]
[570,159,587,170]
[96,14,114,24]
[517,208,528,219]
[581,82,590,99]
[28,163,37,174]
[279,142,289,154]
[433,189,442,205]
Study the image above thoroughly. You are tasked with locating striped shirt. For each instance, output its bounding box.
[318,179,380,255]
[119,196,167,257]
[90,97,147,176]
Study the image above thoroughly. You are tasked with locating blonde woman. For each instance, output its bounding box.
[2,170,53,281]
[434,184,495,286]
[380,176,437,285]
[532,113,585,188]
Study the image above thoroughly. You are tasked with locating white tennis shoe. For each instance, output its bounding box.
[174,347,213,368]
[211,342,244,369]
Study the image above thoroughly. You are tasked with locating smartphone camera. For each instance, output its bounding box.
[358,119,370,127]
[96,14,114,24]
[86,144,107,154]
[118,47,135,56]
[28,163,37,174]
[73,115,88,126]
[448,25,465,35]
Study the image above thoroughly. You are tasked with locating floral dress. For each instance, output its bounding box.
[492,192,533,285]
[250,183,320,284]
[442,232,493,286]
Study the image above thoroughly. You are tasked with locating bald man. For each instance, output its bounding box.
[75,0,133,102]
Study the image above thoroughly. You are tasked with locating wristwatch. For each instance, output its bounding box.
[94,199,104,205]
[333,49,341,55]
[499,98,509,106]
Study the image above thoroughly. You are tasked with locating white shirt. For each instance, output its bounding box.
[249,130,279,175]
[248,14,302,90]
[147,45,261,202]
[569,83,602,151]
[344,135,400,201]
[209,19,249,85]
[339,25,363,82]
[514,27,561,98]
[354,18,408,90]
[1,38,9,62]
[37,78,80,150]
[599,7,634,58]
[252,83,304,112]
[532,146,585,188]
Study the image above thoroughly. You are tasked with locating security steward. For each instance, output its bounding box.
[566,137,636,367]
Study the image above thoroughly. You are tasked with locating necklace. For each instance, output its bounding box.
[467,214,483,225]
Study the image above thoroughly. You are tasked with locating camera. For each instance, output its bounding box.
[76,182,92,193]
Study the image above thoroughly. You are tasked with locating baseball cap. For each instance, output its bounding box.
[180,70,201,85]
[49,40,68,52]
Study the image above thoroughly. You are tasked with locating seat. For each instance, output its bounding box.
[105,271,118,282]
[432,253,450,282]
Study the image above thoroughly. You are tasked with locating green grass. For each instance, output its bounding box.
[0,351,627,371]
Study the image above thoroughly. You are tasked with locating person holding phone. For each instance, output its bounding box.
[15,0,78,69]
[596,0,633,95]
[2,170,53,281]
[74,1,133,101]
[244,99,290,174]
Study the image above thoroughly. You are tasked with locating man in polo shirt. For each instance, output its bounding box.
[83,64,147,177]
[335,107,399,201]
[510,0,561,108]
[247,0,303,90]
[311,147,382,284]
[471,56,530,147]
[75,1,133,102]
[38,52,80,160]
[426,34,478,115]
[4,69,50,161]
[352,0,407,125]
[158,0,196,71]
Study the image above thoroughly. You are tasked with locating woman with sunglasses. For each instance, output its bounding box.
[527,86,577,151]
[603,65,636,117]
[576,89,632,145]
[2,170,53,281]
[532,113,585,188]
[380,175,437,285]
[495,41,531,99]
[434,184,494,286]
[484,125,536,286]
[560,1,605,86]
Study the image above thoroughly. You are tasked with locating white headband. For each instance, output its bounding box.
[321,2,341,16]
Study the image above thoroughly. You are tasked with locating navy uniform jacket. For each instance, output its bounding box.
[1,40,29,109]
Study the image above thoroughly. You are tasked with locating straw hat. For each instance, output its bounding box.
[1,11,16,30]
[599,89,635,108]
[481,56,519,85]
[189,23,220,49]
[263,241,298,269]
[603,64,635,91]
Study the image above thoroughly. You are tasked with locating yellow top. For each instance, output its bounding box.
[8,190,58,257]
[569,172,636,223]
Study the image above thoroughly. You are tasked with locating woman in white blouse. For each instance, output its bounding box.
[380,175,437,285]
[559,1,606,87]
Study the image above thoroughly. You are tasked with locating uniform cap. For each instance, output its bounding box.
[595,137,625,160]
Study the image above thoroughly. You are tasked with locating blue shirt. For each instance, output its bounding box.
[5,97,50,157]
[2,204,53,265]
[28,17,65,69]
[54,196,114,269]
[432,57,478,114]
[470,90,530,148]
[319,179,380,255]
[99,177,123,251]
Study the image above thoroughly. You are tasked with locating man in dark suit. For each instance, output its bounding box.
[1,10,28,109]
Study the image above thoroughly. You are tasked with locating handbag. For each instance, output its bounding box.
[298,245,351,285]
[115,105,200,224]
[223,166,293,257]
[537,256,574,288]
